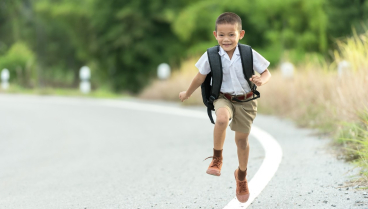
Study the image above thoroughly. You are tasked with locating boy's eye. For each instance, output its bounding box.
[230,34,234,36]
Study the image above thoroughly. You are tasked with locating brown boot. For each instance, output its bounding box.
[234,168,250,203]
[204,149,223,176]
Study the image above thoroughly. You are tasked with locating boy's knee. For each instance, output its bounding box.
[216,116,229,127]
[215,107,230,126]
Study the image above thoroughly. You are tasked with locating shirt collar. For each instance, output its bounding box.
[218,45,240,56]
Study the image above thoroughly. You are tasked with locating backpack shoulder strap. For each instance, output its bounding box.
[238,43,261,101]
[206,45,223,102]
[238,44,254,90]
[201,45,223,124]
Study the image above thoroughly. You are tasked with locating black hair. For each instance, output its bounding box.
[215,12,242,31]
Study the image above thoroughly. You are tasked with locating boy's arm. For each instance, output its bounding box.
[179,72,207,102]
[249,69,271,87]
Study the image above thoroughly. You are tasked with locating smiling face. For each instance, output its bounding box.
[213,23,245,57]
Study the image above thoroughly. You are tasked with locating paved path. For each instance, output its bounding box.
[0,94,366,208]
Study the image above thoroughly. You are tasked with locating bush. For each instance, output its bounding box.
[0,42,36,87]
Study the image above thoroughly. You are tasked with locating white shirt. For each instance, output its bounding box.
[195,45,270,95]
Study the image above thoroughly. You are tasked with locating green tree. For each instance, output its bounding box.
[34,0,195,92]
[87,0,193,92]
[34,0,92,87]
[326,0,368,39]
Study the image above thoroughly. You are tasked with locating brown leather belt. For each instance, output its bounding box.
[220,92,253,102]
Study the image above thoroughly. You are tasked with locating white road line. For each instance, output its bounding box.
[0,96,283,208]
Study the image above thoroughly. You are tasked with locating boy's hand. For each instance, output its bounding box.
[179,91,190,102]
[250,75,264,86]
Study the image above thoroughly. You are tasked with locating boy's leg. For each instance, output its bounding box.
[234,131,250,203]
[206,107,230,176]
[235,131,250,172]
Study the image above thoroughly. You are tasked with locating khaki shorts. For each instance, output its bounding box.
[213,94,257,133]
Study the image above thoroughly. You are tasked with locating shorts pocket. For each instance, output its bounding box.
[241,100,257,112]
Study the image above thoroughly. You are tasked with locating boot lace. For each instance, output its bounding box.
[203,156,222,168]
[237,180,248,193]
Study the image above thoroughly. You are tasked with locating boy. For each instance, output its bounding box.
[178,12,271,203]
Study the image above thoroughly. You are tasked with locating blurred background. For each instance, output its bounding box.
[0,0,366,93]
[0,0,368,176]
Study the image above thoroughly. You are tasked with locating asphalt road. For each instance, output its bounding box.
[0,94,367,209]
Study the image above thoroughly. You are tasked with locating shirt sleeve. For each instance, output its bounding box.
[252,49,270,74]
[195,51,211,75]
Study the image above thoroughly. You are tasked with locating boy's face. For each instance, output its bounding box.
[213,23,245,53]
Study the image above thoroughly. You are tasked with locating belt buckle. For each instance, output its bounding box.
[230,95,235,102]
[231,95,239,102]
[232,94,247,102]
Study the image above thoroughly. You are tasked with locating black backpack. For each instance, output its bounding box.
[201,43,260,124]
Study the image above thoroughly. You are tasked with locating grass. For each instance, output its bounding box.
[338,110,368,182]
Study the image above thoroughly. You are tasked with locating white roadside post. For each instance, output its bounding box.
[79,66,91,94]
[1,69,10,90]
[157,63,171,80]
[280,62,294,79]
[337,60,351,78]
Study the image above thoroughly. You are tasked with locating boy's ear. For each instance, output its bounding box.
[239,30,245,39]
[213,31,217,38]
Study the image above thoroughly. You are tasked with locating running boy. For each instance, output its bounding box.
[178,12,271,203]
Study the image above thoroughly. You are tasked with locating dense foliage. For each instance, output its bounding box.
[0,0,367,92]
